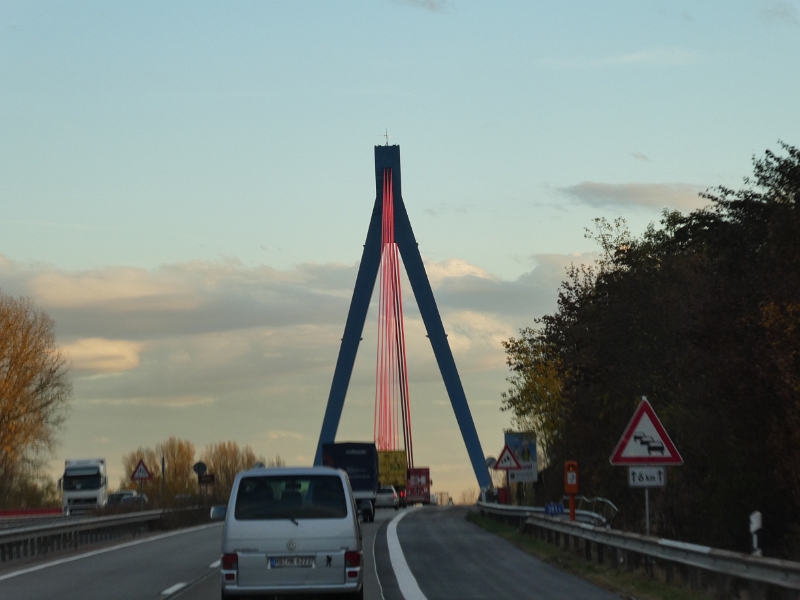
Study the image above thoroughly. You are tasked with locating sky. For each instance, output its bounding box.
[1,1,799,496]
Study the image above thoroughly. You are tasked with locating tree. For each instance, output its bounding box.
[501,331,564,465]
[0,293,71,507]
[121,437,196,502]
[502,143,800,556]
[200,441,272,503]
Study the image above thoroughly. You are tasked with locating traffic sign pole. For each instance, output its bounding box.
[645,488,650,536]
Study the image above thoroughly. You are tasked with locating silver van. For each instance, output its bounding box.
[211,466,363,599]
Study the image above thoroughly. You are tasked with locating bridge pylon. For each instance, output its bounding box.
[313,144,492,490]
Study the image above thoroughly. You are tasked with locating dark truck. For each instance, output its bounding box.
[321,442,379,522]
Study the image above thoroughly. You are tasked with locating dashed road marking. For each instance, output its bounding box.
[387,509,427,600]
[209,559,220,568]
[161,582,187,595]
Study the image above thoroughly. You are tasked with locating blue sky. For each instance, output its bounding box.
[1,1,798,494]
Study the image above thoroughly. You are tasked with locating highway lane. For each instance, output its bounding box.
[382,506,620,600]
[175,509,395,600]
[0,507,621,599]
[0,523,223,600]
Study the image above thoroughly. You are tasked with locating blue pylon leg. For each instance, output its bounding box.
[314,145,492,491]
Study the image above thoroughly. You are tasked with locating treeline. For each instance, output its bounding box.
[502,144,800,557]
[120,437,284,504]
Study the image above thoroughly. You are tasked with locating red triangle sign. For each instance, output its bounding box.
[131,459,153,481]
[609,398,683,466]
[494,444,522,470]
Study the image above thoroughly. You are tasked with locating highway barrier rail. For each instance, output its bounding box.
[477,501,800,599]
[0,510,165,564]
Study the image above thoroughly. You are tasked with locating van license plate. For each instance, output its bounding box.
[270,556,314,568]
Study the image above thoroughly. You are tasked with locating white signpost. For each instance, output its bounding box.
[628,466,666,488]
[610,397,682,536]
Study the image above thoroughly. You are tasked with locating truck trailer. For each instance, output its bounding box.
[321,442,379,520]
[406,467,431,506]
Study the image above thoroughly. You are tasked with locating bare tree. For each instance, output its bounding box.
[458,487,479,506]
[0,293,71,506]
[121,437,196,502]
[201,441,268,503]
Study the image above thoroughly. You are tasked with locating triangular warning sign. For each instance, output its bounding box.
[131,459,153,481]
[610,398,683,466]
[494,444,522,470]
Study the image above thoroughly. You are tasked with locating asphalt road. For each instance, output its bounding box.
[389,507,620,600]
[0,507,620,600]
[0,523,223,600]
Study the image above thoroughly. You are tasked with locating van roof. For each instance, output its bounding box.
[239,466,342,477]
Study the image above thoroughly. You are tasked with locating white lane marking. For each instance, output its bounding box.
[387,509,428,600]
[0,522,222,582]
[209,559,221,569]
[161,582,187,595]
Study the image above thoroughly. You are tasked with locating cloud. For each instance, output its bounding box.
[27,267,200,310]
[761,1,799,25]
[630,152,651,162]
[536,48,697,69]
[10,253,580,497]
[63,337,144,373]
[85,395,215,408]
[392,0,451,12]
[267,430,305,441]
[423,258,494,286]
[560,182,708,211]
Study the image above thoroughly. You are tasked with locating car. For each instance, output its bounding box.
[210,466,363,600]
[107,490,137,506]
[429,492,438,505]
[356,498,374,523]
[374,485,399,510]
[120,493,148,508]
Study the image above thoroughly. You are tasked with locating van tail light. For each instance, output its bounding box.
[221,553,238,571]
[345,551,361,568]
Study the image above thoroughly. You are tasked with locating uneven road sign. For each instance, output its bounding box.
[610,398,683,466]
[131,459,152,481]
[494,444,522,470]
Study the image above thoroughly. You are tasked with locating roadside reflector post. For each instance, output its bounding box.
[750,511,762,556]
[564,461,579,521]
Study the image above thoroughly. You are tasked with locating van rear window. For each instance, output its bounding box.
[234,475,347,520]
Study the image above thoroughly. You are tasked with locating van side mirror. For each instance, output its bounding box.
[210,505,227,521]
[57,479,62,491]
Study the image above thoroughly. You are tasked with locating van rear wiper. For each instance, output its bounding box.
[289,518,299,526]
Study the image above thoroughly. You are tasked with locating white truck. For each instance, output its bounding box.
[59,458,108,515]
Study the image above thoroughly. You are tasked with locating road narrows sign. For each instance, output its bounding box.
[494,444,522,470]
[131,459,153,481]
[609,398,683,466]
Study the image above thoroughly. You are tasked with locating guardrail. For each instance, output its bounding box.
[0,510,164,564]
[474,500,609,527]
[477,501,800,598]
